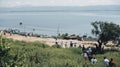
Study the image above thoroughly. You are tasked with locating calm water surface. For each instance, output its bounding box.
[0,11,120,36]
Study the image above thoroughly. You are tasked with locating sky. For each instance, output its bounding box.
[0,0,120,7]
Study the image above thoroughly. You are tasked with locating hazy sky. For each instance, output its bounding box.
[0,0,120,7]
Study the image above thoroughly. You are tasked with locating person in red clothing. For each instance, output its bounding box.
[109,58,116,67]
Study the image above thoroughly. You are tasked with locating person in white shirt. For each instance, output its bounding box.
[0,30,3,36]
[83,52,88,60]
[87,47,92,54]
[91,57,97,64]
[103,57,109,67]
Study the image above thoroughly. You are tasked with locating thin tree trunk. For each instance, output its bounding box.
[97,40,102,53]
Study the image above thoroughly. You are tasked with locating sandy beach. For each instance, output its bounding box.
[1,32,120,51]
[2,33,98,48]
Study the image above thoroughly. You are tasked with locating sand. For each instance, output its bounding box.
[2,33,98,48]
[2,33,120,50]
[2,33,120,51]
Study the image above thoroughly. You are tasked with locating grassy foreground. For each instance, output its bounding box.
[0,37,120,67]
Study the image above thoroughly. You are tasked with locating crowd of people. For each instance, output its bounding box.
[81,45,116,67]
[55,40,116,67]
[55,40,79,48]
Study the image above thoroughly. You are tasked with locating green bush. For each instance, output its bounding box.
[0,37,120,67]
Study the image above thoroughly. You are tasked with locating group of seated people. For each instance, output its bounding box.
[82,45,116,67]
[104,57,116,67]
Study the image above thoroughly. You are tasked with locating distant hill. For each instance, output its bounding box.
[0,5,120,12]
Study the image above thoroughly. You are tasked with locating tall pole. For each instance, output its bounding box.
[33,28,35,35]
[19,22,22,32]
[57,24,60,37]
[19,22,25,33]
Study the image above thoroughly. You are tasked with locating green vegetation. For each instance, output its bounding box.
[0,36,120,67]
[91,21,120,52]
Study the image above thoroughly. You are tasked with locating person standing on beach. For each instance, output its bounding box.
[70,41,73,47]
[55,39,58,45]
[82,45,85,52]
[0,30,3,36]
[74,43,77,48]
[65,42,67,48]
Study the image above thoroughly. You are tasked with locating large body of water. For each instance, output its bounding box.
[0,9,120,36]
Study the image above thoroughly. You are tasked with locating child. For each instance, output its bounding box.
[109,58,116,67]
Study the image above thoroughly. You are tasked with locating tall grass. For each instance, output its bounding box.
[0,37,120,67]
